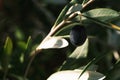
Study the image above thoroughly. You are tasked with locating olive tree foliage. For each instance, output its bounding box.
[0,0,120,80]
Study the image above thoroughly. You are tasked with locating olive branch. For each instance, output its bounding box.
[24,0,95,79]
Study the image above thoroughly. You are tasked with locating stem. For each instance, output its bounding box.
[82,0,89,5]
[82,0,95,8]
[24,50,38,79]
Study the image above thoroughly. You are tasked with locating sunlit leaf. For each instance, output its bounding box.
[36,37,69,49]
[47,70,105,80]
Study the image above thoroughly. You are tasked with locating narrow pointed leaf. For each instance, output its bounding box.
[82,8,120,21]
[4,36,13,56]
[25,36,31,49]
[83,15,120,31]
[2,36,13,79]
[69,38,88,59]
[59,39,88,70]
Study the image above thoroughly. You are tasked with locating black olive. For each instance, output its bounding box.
[70,25,87,46]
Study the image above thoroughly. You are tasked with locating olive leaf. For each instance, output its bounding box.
[82,15,120,31]
[36,37,69,49]
[69,38,88,58]
[59,39,88,70]
[47,70,105,80]
[82,8,120,21]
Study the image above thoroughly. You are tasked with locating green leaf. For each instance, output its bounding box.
[47,70,105,80]
[59,39,88,70]
[14,27,24,40]
[82,15,120,31]
[79,64,98,71]
[78,52,107,79]
[82,8,120,21]
[36,37,69,49]
[55,8,118,36]
[17,41,26,50]
[17,36,31,50]
[25,36,31,50]
[69,38,88,59]
[4,36,13,56]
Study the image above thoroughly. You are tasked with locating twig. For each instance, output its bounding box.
[82,0,95,9]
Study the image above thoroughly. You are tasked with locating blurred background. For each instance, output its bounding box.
[0,0,120,80]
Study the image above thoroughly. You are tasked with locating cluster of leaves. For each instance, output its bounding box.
[0,0,120,80]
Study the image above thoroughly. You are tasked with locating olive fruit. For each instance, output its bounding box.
[70,25,87,46]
